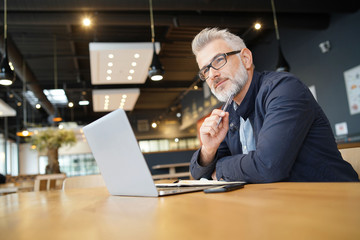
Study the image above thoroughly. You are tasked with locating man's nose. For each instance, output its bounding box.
[208,67,220,80]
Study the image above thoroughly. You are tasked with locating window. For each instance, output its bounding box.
[139,137,199,153]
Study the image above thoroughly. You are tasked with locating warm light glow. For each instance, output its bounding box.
[127,76,133,80]
[31,145,37,150]
[107,69,112,74]
[134,53,140,58]
[129,69,135,74]
[9,62,14,71]
[108,62,113,67]
[108,54,114,59]
[254,23,262,30]
[35,104,41,109]
[131,62,137,67]
[82,18,91,27]
[151,122,157,128]
[193,86,199,90]
[68,102,74,108]
[106,76,111,81]
[174,138,179,143]
[122,94,127,99]
[16,130,34,137]
[53,117,63,122]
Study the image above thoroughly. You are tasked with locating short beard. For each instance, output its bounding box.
[211,61,248,102]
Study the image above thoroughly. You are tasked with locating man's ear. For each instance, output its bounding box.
[241,48,253,69]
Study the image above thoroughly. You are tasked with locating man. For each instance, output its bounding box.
[190,28,359,183]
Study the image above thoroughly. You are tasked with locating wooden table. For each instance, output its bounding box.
[1,182,360,240]
[0,184,18,195]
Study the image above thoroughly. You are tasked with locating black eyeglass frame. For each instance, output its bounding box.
[198,50,242,81]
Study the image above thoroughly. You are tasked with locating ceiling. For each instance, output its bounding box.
[0,0,359,139]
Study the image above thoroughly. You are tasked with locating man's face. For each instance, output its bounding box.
[196,39,248,102]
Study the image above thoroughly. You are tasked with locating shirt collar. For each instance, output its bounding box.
[231,71,261,120]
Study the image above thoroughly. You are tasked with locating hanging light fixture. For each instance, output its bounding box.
[148,0,164,81]
[0,0,15,86]
[51,36,63,123]
[16,64,34,137]
[271,0,290,72]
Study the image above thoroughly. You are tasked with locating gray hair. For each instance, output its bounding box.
[192,28,247,56]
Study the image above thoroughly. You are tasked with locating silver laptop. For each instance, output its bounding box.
[83,109,213,197]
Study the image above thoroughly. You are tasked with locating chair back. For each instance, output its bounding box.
[339,147,360,179]
[34,173,66,191]
[62,174,105,190]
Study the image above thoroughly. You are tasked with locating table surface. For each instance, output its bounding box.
[1,182,360,240]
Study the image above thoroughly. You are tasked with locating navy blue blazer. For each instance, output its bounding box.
[190,71,359,183]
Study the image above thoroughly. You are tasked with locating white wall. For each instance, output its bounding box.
[58,140,92,155]
[19,143,39,175]
[19,140,92,175]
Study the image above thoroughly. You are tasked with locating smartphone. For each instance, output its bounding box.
[204,182,246,193]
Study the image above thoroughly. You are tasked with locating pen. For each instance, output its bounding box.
[216,94,234,127]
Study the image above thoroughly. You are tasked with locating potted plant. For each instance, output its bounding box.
[30,128,77,174]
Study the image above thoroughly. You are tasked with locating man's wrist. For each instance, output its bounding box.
[199,146,217,167]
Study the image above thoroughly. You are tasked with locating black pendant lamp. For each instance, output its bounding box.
[16,64,33,137]
[271,0,290,72]
[148,0,164,81]
[0,0,15,86]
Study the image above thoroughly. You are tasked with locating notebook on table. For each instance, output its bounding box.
[83,109,245,197]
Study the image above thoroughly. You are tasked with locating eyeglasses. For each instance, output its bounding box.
[198,50,242,81]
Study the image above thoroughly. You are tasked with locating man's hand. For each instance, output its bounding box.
[211,170,217,180]
[199,109,229,166]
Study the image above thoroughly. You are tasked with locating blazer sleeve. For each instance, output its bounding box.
[190,140,232,180]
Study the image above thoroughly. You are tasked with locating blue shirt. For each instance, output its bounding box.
[190,71,359,183]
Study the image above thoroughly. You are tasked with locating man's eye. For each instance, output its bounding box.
[214,57,225,64]
[203,67,209,75]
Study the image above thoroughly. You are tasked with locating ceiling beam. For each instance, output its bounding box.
[0,37,56,116]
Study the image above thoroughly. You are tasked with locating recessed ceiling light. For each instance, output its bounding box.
[36,104,41,109]
[68,102,74,108]
[129,69,135,74]
[127,76,132,80]
[108,62,113,67]
[134,53,140,58]
[92,88,139,112]
[254,23,262,30]
[108,54,114,59]
[107,69,112,74]
[131,62,137,67]
[106,76,111,80]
